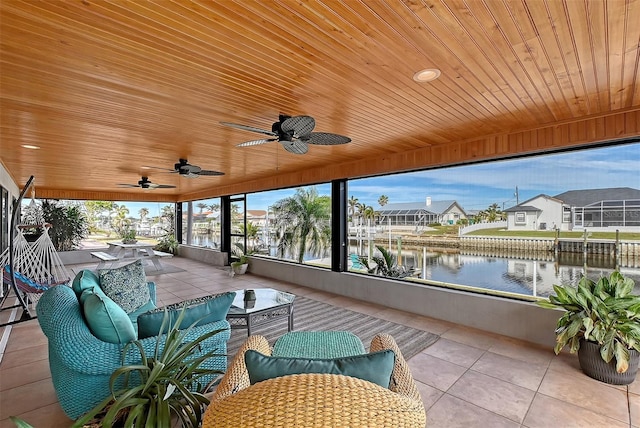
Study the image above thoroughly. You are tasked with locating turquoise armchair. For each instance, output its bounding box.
[36,284,231,420]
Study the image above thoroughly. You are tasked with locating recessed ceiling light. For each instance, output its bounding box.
[413,68,441,82]
[21,144,40,149]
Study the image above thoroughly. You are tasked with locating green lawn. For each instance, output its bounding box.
[462,227,640,240]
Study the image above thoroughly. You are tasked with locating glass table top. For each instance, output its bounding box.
[228,288,295,314]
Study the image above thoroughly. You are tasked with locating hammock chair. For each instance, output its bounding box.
[0,176,71,325]
[1,224,71,306]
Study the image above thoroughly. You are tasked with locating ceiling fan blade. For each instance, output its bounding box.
[154,184,177,188]
[142,165,176,173]
[197,170,225,176]
[281,115,315,138]
[305,132,351,145]
[237,138,277,147]
[118,184,140,188]
[281,140,309,155]
[221,122,277,136]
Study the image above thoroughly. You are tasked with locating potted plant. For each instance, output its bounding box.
[230,243,250,275]
[537,271,640,385]
[120,228,137,244]
[231,254,249,275]
[71,310,225,427]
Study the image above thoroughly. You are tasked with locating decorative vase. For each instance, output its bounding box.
[578,339,640,385]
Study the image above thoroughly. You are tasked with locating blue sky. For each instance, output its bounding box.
[247,142,640,212]
[110,142,639,216]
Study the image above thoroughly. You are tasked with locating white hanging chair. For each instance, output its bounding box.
[1,223,71,307]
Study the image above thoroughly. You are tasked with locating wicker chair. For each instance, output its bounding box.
[36,284,231,420]
[203,333,426,427]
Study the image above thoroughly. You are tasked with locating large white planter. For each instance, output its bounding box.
[232,263,248,275]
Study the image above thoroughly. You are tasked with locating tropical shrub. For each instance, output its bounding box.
[537,271,640,373]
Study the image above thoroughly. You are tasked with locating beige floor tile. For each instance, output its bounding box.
[408,352,467,391]
[538,367,629,423]
[547,349,582,373]
[1,402,72,428]
[0,358,51,391]
[631,392,640,427]
[471,351,548,391]
[425,394,520,428]
[440,325,499,350]
[0,343,48,369]
[488,336,553,366]
[0,378,59,417]
[523,393,629,428]
[448,370,535,423]
[416,380,444,411]
[3,323,47,354]
[630,377,640,395]
[405,315,455,335]
[377,307,415,325]
[422,337,484,368]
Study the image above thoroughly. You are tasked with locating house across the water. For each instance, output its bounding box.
[504,187,640,232]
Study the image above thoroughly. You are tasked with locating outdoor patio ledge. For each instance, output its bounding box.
[177,245,227,265]
[246,256,559,348]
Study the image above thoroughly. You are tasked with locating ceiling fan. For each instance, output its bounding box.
[118,176,176,190]
[221,114,351,155]
[146,158,224,178]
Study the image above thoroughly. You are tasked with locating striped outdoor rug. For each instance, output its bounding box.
[225,295,439,362]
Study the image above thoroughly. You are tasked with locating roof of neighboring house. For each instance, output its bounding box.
[553,187,640,206]
[376,200,463,215]
[504,205,542,213]
[247,210,266,217]
[504,194,559,211]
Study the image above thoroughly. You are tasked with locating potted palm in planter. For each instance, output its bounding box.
[537,271,640,385]
[231,254,249,275]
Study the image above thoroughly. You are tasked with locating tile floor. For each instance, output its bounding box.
[0,257,637,427]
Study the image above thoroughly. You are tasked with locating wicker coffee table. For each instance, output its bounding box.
[226,288,295,336]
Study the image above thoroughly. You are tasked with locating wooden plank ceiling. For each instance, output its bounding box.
[1,0,639,202]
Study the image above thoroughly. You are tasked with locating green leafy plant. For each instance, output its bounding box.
[537,271,640,373]
[9,416,35,428]
[155,234,179,254]
[358,245,415,279]
[21,200,88,250]
[72,309,225,427]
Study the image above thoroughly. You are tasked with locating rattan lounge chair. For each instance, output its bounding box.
[203,333,426,427]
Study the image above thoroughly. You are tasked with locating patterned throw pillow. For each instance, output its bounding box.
[98,259,150,314]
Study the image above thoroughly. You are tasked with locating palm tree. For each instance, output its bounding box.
[348,196,359,223]
[271,187,331,263]
[111,203,130,235]
[208,203,220,212]
[196,202,207,214]
[485,203,504,222]
[239,221,260,252]
[378,195,389,206]
[138,207,149,222]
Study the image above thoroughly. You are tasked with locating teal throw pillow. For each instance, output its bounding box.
[80,285,106,305]
[98,259,150,313]
[83,290,136,344]
[244,349,396,388]
[71,269,100,297]
[137,292,236,339]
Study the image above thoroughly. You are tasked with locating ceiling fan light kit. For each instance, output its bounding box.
[144,158,224,178]
[118,176,176,190]
[222,114,351,155]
